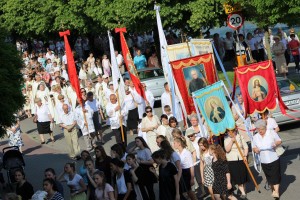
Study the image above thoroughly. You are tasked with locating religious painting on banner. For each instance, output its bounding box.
[170,53,218,114]
[193,81,235,135]
[234,60,291,116]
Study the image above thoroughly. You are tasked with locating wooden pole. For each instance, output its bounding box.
[116,91,125,143]
[234,139,261,193]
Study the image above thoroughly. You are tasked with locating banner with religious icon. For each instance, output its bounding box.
[193,81,236,135]
[234,60,293,116]
[170,53,218,114]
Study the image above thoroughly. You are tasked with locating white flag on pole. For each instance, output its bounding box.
[154,5,188,121]
[108,31,126,105]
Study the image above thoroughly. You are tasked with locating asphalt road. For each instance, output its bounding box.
[1,107,300,200]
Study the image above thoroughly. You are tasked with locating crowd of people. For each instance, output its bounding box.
[3,28,286,200]
[213,27,300,78]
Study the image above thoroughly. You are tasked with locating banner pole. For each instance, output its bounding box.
[211,41,233,90]
[234,139,261,193]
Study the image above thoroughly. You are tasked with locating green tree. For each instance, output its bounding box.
[0,31,24,137]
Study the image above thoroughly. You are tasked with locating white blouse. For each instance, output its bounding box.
[252,130,281,164]
[36,104,51,122]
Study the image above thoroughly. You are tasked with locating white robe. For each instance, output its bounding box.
[161,91,183,122]
[144,89,155,115]
[66,86,77,111]
[75,105,95,135]
[106,102,128,129]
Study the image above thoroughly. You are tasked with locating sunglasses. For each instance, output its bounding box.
[146,110,152,113]
[187,134,196,138]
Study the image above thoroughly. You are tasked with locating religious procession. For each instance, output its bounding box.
[1,1,300,200]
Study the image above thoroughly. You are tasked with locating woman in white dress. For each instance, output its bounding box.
[141,106,161,153]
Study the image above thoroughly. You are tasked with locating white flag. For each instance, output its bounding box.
[108,31,126,105]
[154,5,188,121]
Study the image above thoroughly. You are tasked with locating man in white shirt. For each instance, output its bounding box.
[85,92,103,143]
[115,50,125,74]
[143,83,155,113]
[59,104,80,160]
[75,103,96,152]
[106,94,128,145]
[124,86,141,135]
[185,129,206,198]
[161,82,183,122]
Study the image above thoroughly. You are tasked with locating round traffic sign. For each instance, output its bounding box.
[227,13,244,30]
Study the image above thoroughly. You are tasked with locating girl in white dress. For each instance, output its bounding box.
[102,55,111,77]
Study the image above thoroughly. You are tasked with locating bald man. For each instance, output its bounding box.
[59,104,80,160]
[106,94,128,145]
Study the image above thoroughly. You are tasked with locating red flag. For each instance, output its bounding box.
[170,53,217,114]
[234,60,297,118]
[115,28,147,100]
[59,30,83,105]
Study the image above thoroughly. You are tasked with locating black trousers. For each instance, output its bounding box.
[112,125,127,145]
[293,55,300,70]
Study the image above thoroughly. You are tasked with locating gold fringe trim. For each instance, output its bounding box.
[236,60,271,74]
[171,54,212,69]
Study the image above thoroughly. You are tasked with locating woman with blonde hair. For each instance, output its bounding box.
[173,137,197,200]
[199,137,215,200]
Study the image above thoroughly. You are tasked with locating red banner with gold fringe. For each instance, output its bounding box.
[170,53,217,114]
[234,60,295,117]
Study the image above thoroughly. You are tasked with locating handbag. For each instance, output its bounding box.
[275,146,285,157]
[271,131,285,157]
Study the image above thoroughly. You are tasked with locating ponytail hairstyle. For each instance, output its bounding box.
[160,140,174,160]
[171,128,183,138]
[93,171,107,198]
[174,137,187,149]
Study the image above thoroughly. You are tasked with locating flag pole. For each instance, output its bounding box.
[116,90,125,143]
[230,132,261,193]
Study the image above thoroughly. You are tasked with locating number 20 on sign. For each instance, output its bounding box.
[227,12,244,30]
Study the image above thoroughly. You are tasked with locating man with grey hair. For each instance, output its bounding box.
[59,104,80,160]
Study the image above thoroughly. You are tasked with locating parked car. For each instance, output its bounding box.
[234,77,300,125]
[271,77,300,125]
[123,67,166,101]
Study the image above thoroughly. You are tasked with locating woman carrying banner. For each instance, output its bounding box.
[253,120,281,199]
[224,129,248,199]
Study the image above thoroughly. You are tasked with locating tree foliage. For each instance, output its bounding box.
[0,30,24,137]
[0,0,300,38]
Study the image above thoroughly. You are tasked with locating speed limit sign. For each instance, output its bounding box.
[227,12,244,30]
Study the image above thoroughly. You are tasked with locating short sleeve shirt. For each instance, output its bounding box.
[252,130,281,164]
[95,183,114,200]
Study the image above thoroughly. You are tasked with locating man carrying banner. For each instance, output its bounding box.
[106,94,128,145]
